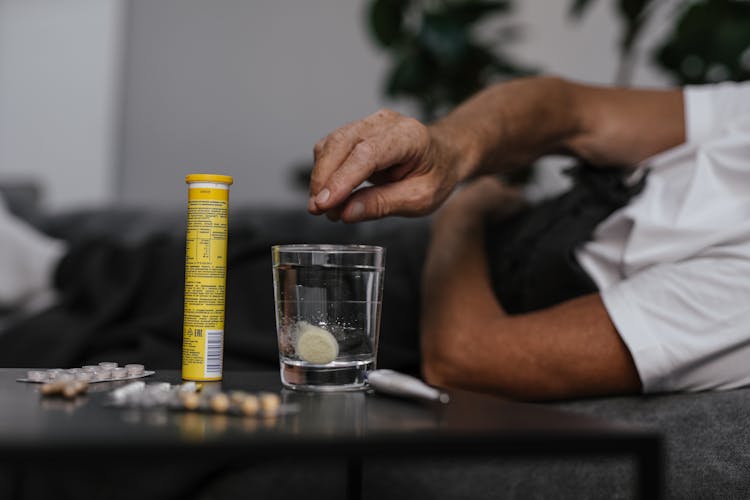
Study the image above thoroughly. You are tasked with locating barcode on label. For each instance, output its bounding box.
[205,329,223,377]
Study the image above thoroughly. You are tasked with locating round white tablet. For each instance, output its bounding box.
[295,322,339,364]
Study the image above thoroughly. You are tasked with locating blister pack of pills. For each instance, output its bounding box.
[107,381,297,418]
[17,362,154,384]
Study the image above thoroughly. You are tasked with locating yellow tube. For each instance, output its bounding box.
[182,173,233,381]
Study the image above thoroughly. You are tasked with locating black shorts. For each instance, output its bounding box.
[486,164,646,314]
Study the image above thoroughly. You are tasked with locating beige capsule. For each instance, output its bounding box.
[239,395,260,417]
[180,392,201,411]
[259,392,281,415]
[229,391,248,405]
[62,382,88,399]
[210,393,230,414]
[40,382,65,396]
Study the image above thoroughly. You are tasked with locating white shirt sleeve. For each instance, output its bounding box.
[579,87,750,393]
[685,81,750,144]
[602,249,750,393]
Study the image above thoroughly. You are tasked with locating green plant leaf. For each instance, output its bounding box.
[617,0,653,53]
[491,53,537,77]
[420,13,470,67]
[369,0,409,48]
[442,0,511,25]
[385,48,436,96]
[569,0,597,18]
[617,0,652,23]
[655,0,750,84]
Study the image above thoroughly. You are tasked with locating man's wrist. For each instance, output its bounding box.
[427,120,480,183]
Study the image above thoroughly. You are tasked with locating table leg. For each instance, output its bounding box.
[346,457,363,500]
[637,440,663,500]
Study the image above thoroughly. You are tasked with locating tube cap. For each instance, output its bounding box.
[185,174,234,185]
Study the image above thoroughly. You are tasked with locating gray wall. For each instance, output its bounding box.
[119,0,391,209]
[0,0,124,210]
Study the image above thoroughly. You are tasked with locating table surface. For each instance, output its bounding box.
[0,369,659,459]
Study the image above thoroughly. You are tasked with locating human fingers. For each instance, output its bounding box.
[324,205,344,222]
[309,124,364,213]
[309,109,406,214]
[313,116,431,214]
[333,174,450,223]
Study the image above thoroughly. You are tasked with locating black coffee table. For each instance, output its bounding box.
[0,369,661,499]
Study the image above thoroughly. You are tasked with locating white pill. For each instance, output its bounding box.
[125,364,144,376]
[295,322,339,364]
[99,362,118,369]
[27,370,47,382]
[95,369,112,380]
[112,367,128,379]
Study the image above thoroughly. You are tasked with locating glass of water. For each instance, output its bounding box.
[272,244,385,391]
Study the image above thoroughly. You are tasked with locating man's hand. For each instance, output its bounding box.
[309,76,684,224]
[308,109,467,223]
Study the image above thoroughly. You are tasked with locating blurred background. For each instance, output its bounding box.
[1,0,748,214]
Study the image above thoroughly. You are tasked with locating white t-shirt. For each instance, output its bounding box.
[576,81,750,393]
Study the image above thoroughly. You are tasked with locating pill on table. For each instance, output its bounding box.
[180,392,201,411]
[40,382,65,395]
[45,369,65,380]
[125,364,144,376]
[179,381,198,392]
[62,382,88,399]
[99,362,118,369]
[111,368,128,379]
[27,370,47,382]
[229,391,248,405]
[239,395,260,417]
[210,393,230,414]
[75,372,94,382]
[295,322,339,364]
[94,370,111,381]
[259,392,281,415]
[111,381,146,403]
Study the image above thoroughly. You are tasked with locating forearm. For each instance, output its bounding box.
[420,180,641,400]
[420,209,502,386]
[422,252,641,400]
[429,76,686,181]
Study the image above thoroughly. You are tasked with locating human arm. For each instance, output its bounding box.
[419,178,641,400]
[309,76,684,223]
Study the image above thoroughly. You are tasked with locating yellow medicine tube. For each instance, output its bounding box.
[182,174,233,381]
